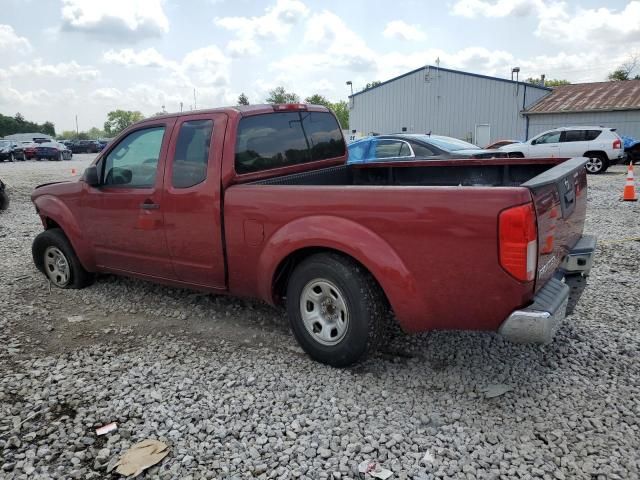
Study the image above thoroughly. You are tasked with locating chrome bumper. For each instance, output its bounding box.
[499,235,596,344]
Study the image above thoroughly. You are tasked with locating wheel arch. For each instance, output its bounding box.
[254,215,421,331]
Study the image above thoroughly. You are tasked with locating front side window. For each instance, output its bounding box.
[172,120,213,188]
[535,131,561,144]
[375,140,412,159]
[103,126,165,187]
[235,111,345,174]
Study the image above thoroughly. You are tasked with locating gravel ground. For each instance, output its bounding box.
[0,158,639,480]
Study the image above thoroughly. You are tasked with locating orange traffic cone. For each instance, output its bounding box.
[623,163,638,201]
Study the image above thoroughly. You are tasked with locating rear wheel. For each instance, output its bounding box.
[32,229,94,289]
[584,153,608,174]
[286,253,386,367]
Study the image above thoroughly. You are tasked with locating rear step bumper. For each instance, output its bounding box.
[499,234,596,344]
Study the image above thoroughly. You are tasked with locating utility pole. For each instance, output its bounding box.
[180,102,183,112]
[75,115,79,138]
[193,88,197,110]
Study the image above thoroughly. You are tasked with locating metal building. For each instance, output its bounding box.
[348,65,551,146]
[524,80,640,139]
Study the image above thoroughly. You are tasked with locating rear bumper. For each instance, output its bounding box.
[499,234,596,344]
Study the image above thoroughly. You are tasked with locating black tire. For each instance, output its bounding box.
[0,190,9,211]
[508,152,524,158]
[57,152,63,161]
[32,229,94,289]
[584,153,608,174]
[9,153,15,162]
[286,253,386,367]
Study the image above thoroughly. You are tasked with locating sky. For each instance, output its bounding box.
[0,0,638,132]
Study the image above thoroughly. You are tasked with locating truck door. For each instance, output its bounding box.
[162,113,228,288]
[82,120,176,279]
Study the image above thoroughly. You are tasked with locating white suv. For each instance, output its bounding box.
[499,126,624,174]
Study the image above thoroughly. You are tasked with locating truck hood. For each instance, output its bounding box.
[31,180,80,202]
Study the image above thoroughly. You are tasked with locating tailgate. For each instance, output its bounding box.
[523,157,588,291]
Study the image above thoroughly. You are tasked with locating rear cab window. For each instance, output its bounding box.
[235,111,345,174]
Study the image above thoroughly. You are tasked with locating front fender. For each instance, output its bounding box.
[256,215,421,331]
[33,194,94,270]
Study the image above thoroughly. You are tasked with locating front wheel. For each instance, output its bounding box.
[585,154,608,174]
[286,253,386,367]
[32,229,94,289]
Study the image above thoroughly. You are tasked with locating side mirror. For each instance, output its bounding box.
[83,166,100,187]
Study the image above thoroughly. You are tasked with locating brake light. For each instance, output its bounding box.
[499,203,537,282]
[273,103,308,111]
[613,138,622,149]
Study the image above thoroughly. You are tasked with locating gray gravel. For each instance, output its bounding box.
[1,159,639,479]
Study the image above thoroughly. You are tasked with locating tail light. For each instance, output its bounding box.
[499,203,537,282]
[613,138,622,149]
[273,103,308,111]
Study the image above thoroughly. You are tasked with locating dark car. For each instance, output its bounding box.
[0,140,26,162]
[70,140,101,154]
[35,142,73,161]
[347,134,506,164]
[0,178,8,210]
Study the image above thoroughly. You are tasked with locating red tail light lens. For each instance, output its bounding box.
[499,203,537,282]
[613,139,622,149]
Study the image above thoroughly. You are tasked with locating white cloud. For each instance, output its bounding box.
[451,0,543,18]
[61,0,169,41]
[0,59,100,81]
[214,0,309,56]
[383,20,426,41]
[103,48,176,69]
[0,24,32,52]
[536,1,640,44]
[103,45,230,87]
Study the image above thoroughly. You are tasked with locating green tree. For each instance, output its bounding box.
[304,94,332,108]
[364,81,382,90]
[266,86,300,104]
[87,127,105,138]
[607,55,640,81]
[330,100,349,129]
[42,121,56,137]
[237,93,250,105]
[14,112,25,123]
[525,77,570,87]
[103,110,144,136]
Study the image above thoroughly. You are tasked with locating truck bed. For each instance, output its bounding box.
[225,157,588,334]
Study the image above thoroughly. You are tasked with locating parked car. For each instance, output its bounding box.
[0,178,8,210]
[499,126,624,174]
[35,142,73,161]
[485,139,520,149]
[0,140,26,162]
[30,103,595,367]
[621,135,640,164]
[20,141,38,160]
[347,134,506,164]
[70,140,101,154]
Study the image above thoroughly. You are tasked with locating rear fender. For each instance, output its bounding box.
[257,215,420,330]
[33,195,94,270]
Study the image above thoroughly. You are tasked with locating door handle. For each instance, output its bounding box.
[140,202,160,210]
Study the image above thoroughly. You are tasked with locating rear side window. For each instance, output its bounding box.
[585,130,601,140]
[374,140,411,159]
[409,141,436,156]
[172,120,213,188]
[235,111,345,174]
[563,130,585,142]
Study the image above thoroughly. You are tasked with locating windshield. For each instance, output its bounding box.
[413,135,480,151]
[0,141,10,148]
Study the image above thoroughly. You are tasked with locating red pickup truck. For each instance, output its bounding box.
[31,104,595,366]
